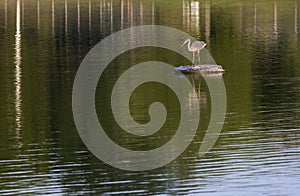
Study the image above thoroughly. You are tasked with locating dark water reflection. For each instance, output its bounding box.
[1,0,300,195]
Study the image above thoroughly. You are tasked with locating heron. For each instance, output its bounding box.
[181,38,206,66]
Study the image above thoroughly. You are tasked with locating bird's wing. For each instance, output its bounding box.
[191,41,206,50]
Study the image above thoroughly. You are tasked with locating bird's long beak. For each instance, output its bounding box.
[181,39,189,47]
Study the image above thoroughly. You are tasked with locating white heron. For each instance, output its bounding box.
[181,38,206,66]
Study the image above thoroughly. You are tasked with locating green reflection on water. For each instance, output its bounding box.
[0,0,300,194]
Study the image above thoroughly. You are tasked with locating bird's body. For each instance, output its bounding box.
[181,38,206,66]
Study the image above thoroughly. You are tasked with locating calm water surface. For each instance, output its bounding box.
[0,0,300,195]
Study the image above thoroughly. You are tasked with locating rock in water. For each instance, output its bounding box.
[174,65,225,74]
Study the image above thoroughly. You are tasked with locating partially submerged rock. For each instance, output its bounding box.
[175,65,225,74]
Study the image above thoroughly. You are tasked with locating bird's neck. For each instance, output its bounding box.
[187,40,191,51]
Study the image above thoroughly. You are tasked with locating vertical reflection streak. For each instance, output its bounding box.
[78,0,81,38]
[64,0,69,71]
[140,0,143,25]
[89,0,91,34]
[295,3,298,34]
[183,0,201,35]
[205,0,210,46]
[239,5,243,32]
[110,0,113,32]
[88,0,92,43]
[130,0,133,26]
[182,0,185,27]
[128,0,131,26]
[15,0,22,133]
[152,0,154,25]
[191,1,200,36]
[187,1,190,29]
[254,2,257,34]
[52,0,55,37]
[22,0,24,27]
[99,0,102,32]
[274,2,277,35]
[121,0,123,29]
[295,3,298,53]
[65,0,68,35]
[5,0,7,29]
[37,0,40,29]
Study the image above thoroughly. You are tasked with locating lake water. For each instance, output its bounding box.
[1,0,300,195]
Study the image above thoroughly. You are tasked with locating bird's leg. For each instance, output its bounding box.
[192,52,195,67]
[198,50,201,66]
